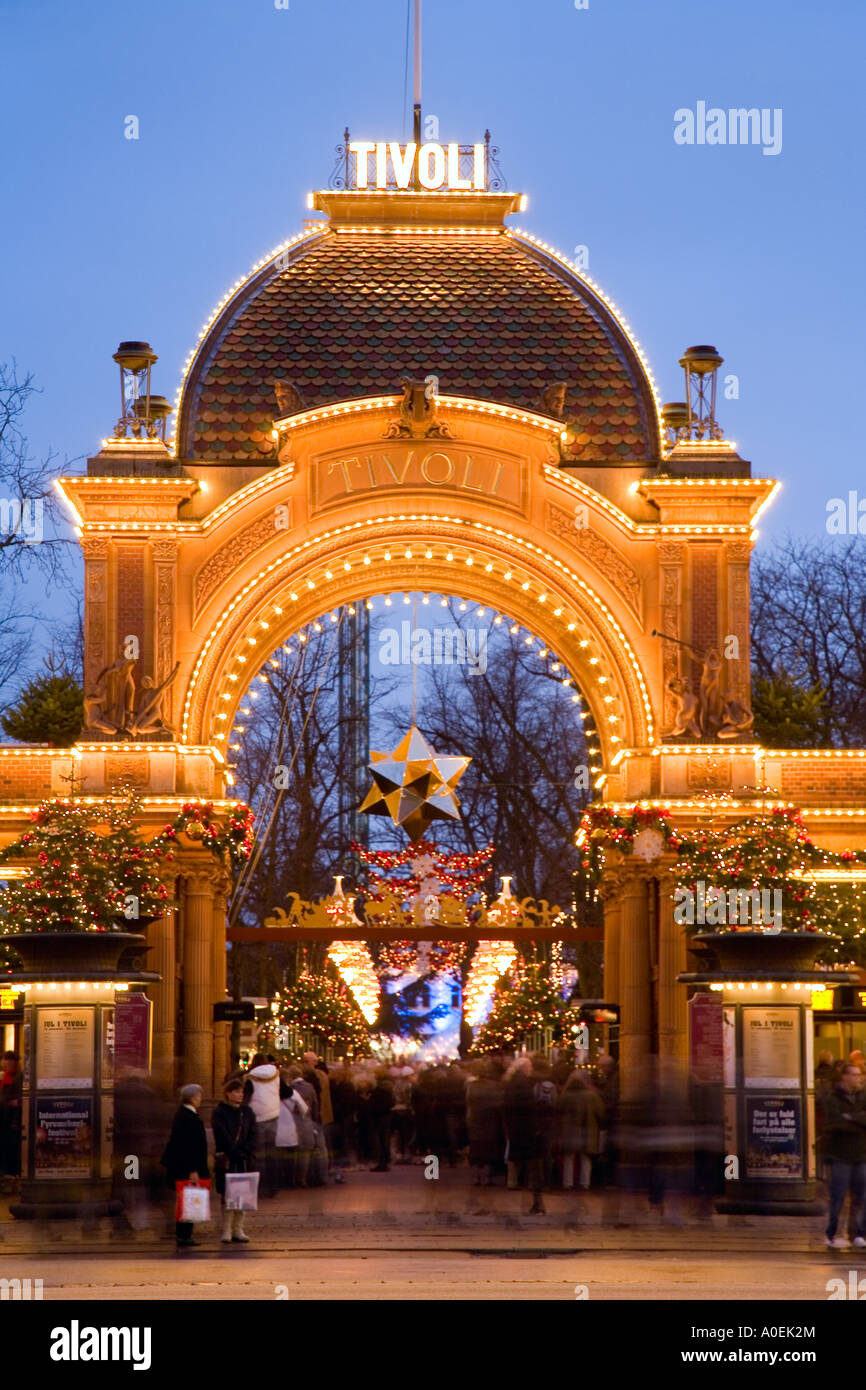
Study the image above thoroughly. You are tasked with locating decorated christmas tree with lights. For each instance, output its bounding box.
[0,790,173,933]
[473,959,567,1053]
[267,971,370,1053]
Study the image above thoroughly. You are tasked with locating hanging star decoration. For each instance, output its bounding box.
[359,725,470,841]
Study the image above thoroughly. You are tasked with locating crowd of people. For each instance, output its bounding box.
[3,1038,866,1248]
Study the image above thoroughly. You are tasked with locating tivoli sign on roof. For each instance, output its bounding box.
[347,141,488,191]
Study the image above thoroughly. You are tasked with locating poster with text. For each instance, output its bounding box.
[36,1007,94,1089]
[743,1007,800,1089]
[745,1096,802,1178]
[114,995,151,1074]
[34,1096,94,1178]
[689,993,723,1083]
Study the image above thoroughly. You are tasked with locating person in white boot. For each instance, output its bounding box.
[212,1077,258,1244]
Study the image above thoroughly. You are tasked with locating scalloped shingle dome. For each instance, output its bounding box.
[179,228,659,464]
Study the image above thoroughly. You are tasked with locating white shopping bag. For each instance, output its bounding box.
[180,1183,211,1224]
[224,1171,259,1212]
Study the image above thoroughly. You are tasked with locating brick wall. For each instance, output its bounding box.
[689,545,719,689]
[116,546,148,673]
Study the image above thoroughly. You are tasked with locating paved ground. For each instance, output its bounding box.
[0,1165,858,1300]
[0,1245,858,1301]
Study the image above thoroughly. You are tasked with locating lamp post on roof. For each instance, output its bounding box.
[660,401,690,449]
[679,344,725,441]
[112,341,158,440]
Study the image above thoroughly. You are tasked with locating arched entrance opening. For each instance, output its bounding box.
[219,584,607,1061]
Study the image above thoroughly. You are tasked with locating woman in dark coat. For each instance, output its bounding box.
[161,1083,209,1248]
[212,1076,258,1243]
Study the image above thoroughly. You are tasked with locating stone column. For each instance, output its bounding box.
[600,889,622,1061]
[657,872,688,1061]
[148,908,177,1091]
[211,874,230,1086]
[182,873,216,1095]
[602,891,621,1003]
[618,871,651,1094]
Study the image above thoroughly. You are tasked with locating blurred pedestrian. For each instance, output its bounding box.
[391,1066,414,1164]
[285,1065,318,1187]
[823,1064,866,1249]
[161,1083,209,1249]
[275,1072,307,1186]
[558,1071,604,1191]
[369,1069,394,1171]
[244,1053,280,1196]
[503,1056,535,1192]
[466,1058,504,1186]
[113,1069,166,1230]
[529,1055,557,1212]
[0,1052,22,1191]
[213,1077,258,1244]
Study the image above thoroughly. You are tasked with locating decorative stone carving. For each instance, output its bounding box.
[687,755,733,791]
[658,543,685,730]
[194,511,289,617]
[274,380,304,417]
[385,378,452,440]
[662,640,753,742]
[151,540,179,563]
[81,538,110,559]
[106,756,151,788]
[545,503,641,616]
[83,658,180,739]
[726,542,751,707]
[152,540,178,726]
[83,543,109,698]
[540,382,569,419]
[666,677,701,738]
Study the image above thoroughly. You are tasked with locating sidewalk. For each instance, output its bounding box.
[0,1163,844,1256]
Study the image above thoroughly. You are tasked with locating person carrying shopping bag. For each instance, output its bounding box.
[213,1076,258,1244]
[161,1083,209,1249]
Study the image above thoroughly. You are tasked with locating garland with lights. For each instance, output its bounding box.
[158,800,254,872]
[578,799,866,962]
[353,839,492,976]
[0,792,173,934]
[269,971,370,1051]
[673,802,866,954]
[378,939,468,974]
[576,804,679,876]
[353,839,494,902]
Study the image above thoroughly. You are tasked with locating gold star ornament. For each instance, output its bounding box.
[359,725,470,841]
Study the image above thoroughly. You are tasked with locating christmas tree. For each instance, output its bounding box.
[0,790,172,934]
[268,971,370,1052]
[473,959,565,1052]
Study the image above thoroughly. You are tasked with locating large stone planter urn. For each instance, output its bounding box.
[691,930,837,977]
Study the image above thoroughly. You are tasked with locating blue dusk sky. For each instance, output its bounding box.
[1,0,863,575]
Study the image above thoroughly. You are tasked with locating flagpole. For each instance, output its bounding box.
[413,0,422,142]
